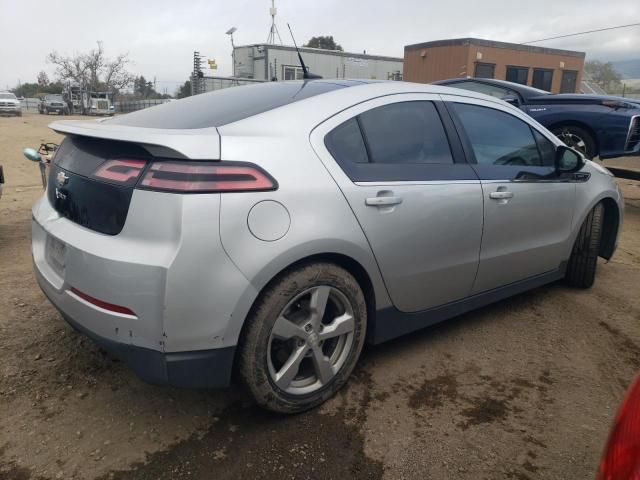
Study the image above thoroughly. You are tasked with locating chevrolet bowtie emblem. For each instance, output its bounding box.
[56,171,69,187]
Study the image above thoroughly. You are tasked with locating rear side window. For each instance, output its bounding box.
[359,102,453,165]
[451,103,542,167]
[325,118,368,164]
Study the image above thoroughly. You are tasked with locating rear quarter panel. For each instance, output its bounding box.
[215,130,393,346]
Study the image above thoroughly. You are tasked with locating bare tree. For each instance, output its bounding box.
[47,41,134,91]
[37,71,50,86]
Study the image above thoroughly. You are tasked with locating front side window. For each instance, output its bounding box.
[358,101,453,165]
[451,103,542,167]
[533,130,556,167]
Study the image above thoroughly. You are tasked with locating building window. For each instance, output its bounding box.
[474,63,495,79]
[505,66,529,85]
[283,65,304,80]
[532,69,553,91]
[560,70,578,93]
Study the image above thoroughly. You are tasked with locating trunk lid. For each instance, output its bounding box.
[47,120,220,235]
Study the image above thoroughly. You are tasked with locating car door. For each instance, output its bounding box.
[310,94,483,313]
[442,95,576,294]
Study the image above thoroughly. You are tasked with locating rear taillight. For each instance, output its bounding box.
[137,161,277,193]
[93,158,147,186]
[597,374,640,480]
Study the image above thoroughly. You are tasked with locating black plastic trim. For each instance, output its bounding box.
[56,310,235,388]
[368,264,566,345]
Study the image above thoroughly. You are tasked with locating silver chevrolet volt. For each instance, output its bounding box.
[32,80,623,412]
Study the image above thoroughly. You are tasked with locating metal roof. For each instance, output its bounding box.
[235,44,403,63]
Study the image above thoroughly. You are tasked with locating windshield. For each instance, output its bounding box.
[0,93,17,99]
[46,95,63,100]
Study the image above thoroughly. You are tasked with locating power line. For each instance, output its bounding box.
[523,22,640,44]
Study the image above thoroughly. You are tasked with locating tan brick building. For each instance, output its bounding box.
[404,38,586,94]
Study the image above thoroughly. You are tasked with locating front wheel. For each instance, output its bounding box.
[552,125,596,160]
[239,263,367,413]
[566,203,604,288]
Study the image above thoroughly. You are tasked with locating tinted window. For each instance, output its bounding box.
[358,101,453,164]
[107,81,352,129]
[534,130,556,167]
[506,66,529,85]
[325,118,368,164]
[452,103,541,166]
[532,69,553,91]
[448,81,519,100]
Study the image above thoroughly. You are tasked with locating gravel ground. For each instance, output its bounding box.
[1,113,639,480]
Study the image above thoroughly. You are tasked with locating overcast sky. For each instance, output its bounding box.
[1,0,638,93]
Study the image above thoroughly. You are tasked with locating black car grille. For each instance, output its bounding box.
[626,116,640,152]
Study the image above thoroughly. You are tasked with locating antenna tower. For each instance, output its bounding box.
[266,0,282,44]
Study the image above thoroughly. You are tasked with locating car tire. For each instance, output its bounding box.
[566,203,604,289]
[239,262,367,413]
[552,125,596,160]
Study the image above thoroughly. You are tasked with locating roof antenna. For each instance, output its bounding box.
[287,23,322,80]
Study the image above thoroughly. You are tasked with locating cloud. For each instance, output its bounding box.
[0,0,638,91]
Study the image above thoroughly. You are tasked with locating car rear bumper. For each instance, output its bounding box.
[31,188,256,387]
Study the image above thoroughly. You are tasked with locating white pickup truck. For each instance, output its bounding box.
[0,91,22,116]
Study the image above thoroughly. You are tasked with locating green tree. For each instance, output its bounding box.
[585,60,622,92]
[304,36,343,51]
[12,81,64,98]
[176,80,192,98]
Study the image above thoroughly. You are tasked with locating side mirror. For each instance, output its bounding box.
[502,96,520,107]
[23,148,42,162]
[555,146,585,173]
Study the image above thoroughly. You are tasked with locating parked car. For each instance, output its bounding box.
[39,94,69,115]
[32,80,623,413]
[434,77,640,160]
[0,91,22,116]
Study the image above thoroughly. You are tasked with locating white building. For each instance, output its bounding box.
[233,44,404,81]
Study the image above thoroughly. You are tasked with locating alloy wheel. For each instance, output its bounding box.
[267,285,356,396]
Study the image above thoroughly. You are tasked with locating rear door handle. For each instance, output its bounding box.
[365,196,403,207]
[489,191,514,200]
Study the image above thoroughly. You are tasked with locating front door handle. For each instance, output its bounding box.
[365,196,403,207]
[489,191,514,200]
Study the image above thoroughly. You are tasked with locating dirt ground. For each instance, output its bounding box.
[1,113,640,480]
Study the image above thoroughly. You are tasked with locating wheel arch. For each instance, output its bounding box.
[548,120,600,157]
[234,252,380,360]
[599,197,620,260]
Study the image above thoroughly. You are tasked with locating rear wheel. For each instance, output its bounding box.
[239,263,367,413]
[566,203,604,288]
[552,125,596,159]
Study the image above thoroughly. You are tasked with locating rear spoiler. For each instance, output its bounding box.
[49,120,220,160]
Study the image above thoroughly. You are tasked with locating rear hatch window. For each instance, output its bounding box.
[104,80,352,129]
[48,136,151,235]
